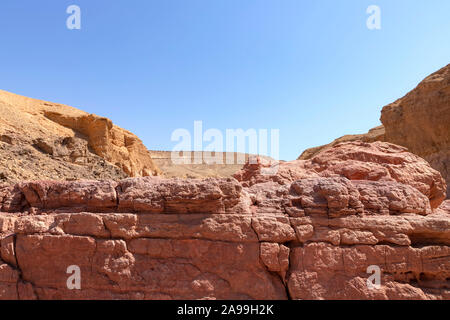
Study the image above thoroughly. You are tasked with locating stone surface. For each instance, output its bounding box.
[287,243,449,300]
[0,141,448,300]
[381,64,450,197]
[236,141,446,208]
[310,141,446,208]
[117,177,250,214]
[298,64,450,199]
[0,89,159,183]
[298,126,386,160]
[435,200,450,216]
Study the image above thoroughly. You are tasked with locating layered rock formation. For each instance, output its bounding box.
[298,64,449,197]
[0,141,448,300]
[381,64,450,197]
[236,141,446,209]
[0,90,159,183]
[298,126,386,160]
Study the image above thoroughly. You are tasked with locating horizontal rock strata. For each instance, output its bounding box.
[0,142,448,300]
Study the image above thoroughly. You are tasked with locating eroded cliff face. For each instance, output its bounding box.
[381,64,450,197]
[0,89,159,183]
[0,142,448,300]
[298,64,450,198]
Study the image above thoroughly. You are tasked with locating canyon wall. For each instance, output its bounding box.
[0,89,159,183]
[0,141,448,300]
[381,64,450,197]
[298,64,450,197]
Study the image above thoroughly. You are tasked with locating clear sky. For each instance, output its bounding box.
[0,0,449,160]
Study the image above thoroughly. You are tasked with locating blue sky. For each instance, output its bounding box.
[0,0,449,160]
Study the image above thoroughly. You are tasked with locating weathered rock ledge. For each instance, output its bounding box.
[0,142,448,300]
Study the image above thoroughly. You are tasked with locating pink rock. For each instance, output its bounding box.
[260,242,290,281]
[233,156,318,187]
[310,141,446,208]
[235,141,447,209]
[434,200,450,215]
[0,141,448,300]
[18,180,118,212]
[118,177,251,214]
[287,243,449,300]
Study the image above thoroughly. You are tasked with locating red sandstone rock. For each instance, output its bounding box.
[260,242,290,281]
[233,156,318,187]
[381,64,450,197]
[287,243,449,300]
[117,177,251,214]
[14,235,285,299]
[235,141,446,208]
[434,200,450,216]
[18,180,118,212]
[310,141,446,208]
[0,141,448,300]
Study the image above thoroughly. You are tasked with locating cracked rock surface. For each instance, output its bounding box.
[0,141,448,300]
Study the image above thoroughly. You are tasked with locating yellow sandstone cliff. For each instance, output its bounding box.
[0,89,159,183]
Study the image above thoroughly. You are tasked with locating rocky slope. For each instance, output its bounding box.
[0,90,159,183]
[298,126,386,160]
[0,89,270,181]
[0,141,448,300]
[298,64,450,197]
[381,64,450,197]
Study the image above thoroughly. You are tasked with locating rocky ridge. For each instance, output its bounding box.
[149,151,274,179]
[0,141,448,300]
[381,64,450,197]
[298,64,450,197]
[0,89,159,183]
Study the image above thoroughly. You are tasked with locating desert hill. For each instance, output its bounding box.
[2,64,449,187]
[150,151,274,179]
[298,64,450,197]
[0,89,273,182]
[0,89,159,183]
